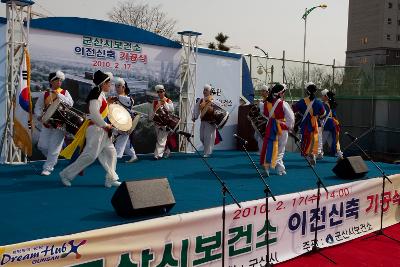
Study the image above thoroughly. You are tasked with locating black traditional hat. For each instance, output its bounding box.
[305,82,317,94]
[271,83,286,96]
[93,70,110,86]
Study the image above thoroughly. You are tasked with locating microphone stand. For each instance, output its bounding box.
[289,132,336,264]
[342,127,374,152]
[237,138,276,266]
[181,134,242,267]
[345,134,400,243]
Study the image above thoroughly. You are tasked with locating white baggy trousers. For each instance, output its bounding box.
[200,121,216,156]
[154,126,169,158]
[60,125,119,181]
[275,131,288,172]
[114,133,136,158]
[37,127,65,172]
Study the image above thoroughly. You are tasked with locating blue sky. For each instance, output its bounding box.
[0,0,348,65]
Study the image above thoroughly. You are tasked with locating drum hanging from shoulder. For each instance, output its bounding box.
[201,102,229,129]
[42,98,85,135]
[247,104,268,137]
[153,106,180,131]
[108,103,133,133]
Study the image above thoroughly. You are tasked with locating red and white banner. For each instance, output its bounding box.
[1,174,400,266]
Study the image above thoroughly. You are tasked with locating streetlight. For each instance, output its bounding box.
[301,4,327,90]
[254,46,269,84]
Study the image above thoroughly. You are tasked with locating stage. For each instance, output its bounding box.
[1,150,398,247]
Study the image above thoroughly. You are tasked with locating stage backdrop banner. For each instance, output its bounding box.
[194,53,242,151]
[1,174,400,267]
[28,28,181,155]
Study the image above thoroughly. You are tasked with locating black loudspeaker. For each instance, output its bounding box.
[332,156,369,179]
[111,178,176,218]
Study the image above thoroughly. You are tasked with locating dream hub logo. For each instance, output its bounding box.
[61,240,87,259]
[0,239,87,265]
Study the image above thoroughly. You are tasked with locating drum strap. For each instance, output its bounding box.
[321,102,332,128]
[153,98,170,111]
[44,88,65,106]
[301,98,315,123]
[117,96,134,111]
[199,96,213,112]
[268,99,281,120]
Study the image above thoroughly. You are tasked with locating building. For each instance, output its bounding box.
[346,0,400,66]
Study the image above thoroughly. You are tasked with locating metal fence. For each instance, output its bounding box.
[244,53,336,102]
[243,53,400,162]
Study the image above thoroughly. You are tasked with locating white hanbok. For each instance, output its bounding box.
[192,98,221,156]
[60,92,119,184]
[152,98,174,158]
[113,95,137,159]
[34,89,73,173]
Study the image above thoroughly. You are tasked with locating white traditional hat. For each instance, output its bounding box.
[321,89,329,96]
[48,71,65,82]
[203,84,212,91]
[155,84,165,92]
[115,77,125,86]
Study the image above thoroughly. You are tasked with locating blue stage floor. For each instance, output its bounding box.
[1,151,399,245]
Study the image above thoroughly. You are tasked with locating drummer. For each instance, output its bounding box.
[192,84,221,158]
[34,71,73,176]
[113,77,138,163]
[59,70,120,188]
[152,84,174,160]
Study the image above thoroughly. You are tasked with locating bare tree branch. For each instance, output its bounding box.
[107,0,177,38]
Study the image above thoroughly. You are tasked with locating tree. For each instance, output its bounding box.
[208,32,230,51]
[108,0,177,38]
[208,42,216,50]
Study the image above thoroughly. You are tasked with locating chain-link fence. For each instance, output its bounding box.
[335,65,400,98]
[244,53,336,102]
[243,53,400,162]
[334,65,400,162]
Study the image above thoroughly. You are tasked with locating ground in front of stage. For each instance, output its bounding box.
[0,150,398,245]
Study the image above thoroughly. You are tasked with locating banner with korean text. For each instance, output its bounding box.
[1,174,400,267]
[28,28,181,155]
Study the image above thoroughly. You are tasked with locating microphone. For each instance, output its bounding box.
[344,132,358,142]
[176,130,193,138]
[288,131,300,143]
[233,134,248,145]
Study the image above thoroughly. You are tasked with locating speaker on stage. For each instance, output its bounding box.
[111,178,176,218]
[332,156,369,179]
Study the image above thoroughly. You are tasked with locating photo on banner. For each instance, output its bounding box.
[29,28,181,157]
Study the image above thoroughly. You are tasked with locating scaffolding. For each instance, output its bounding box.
[177,31,201,153]
[1,0,34,164]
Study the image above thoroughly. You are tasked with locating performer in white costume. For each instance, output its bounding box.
[59,70,120,188]
[192,84,222,158]
[113,78,138,163]
[152,85,174,159]
[34,71,73,176]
